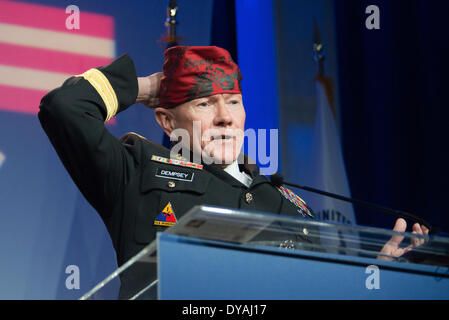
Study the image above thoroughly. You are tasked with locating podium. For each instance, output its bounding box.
[80,206,449,300]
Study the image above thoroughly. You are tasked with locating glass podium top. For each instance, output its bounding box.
[80,205,449,300]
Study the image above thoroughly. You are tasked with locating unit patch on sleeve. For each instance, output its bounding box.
[154,202,177,226]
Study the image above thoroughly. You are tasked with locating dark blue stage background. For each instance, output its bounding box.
[334,0,449,232]
[0,0,447,299]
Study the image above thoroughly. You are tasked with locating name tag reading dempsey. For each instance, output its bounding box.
[156,167,194,182]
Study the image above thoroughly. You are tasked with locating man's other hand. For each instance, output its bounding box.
[378,218,429,261]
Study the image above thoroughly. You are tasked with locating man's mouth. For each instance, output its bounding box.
[211,135,233,141]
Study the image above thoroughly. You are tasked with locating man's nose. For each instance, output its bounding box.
[213,96,233,126]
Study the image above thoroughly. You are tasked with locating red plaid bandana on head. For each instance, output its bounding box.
[157,46,242,109]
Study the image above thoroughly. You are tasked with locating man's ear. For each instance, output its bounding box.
[154,107,175,137]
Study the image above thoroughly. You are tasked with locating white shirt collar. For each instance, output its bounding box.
[223,160,253,187]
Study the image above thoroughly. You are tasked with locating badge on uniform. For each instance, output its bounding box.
[278,186,315,219]
[151,155,203,170]
[154,202,177,226]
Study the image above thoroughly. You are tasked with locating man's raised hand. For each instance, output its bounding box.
[136,72,163,108]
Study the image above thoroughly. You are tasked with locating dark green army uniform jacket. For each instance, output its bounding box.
[38,54,317,295]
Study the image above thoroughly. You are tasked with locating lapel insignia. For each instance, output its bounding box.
[278,186,315,219]
[154,202,177,226]
[151,155,203,170]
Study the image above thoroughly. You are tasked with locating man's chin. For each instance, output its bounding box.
[201,151,237,167]
[201,142,240,166]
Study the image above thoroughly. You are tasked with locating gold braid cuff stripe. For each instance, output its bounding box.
[77,68,118,121]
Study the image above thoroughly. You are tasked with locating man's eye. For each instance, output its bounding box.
[229,100,239,105]
[198,102,208,107]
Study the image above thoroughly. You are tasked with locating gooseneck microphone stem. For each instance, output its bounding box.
[270,173,435,234]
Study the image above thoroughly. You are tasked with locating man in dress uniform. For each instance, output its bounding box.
[38,46,428,297]
[38,46,319,297]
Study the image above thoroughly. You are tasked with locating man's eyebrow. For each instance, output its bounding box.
[224,94,241,99]
[195,96,211,103]
[205,95,219,103]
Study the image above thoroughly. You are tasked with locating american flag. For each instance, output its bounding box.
[0,0,115,117]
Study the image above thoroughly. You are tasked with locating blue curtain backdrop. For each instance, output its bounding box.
[210,0,238,63]
[334,0,449,233]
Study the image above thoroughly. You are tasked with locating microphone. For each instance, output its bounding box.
[270,173,438,235]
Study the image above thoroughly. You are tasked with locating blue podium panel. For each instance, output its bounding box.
[158,233,449,300]
[82,206,449,300]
